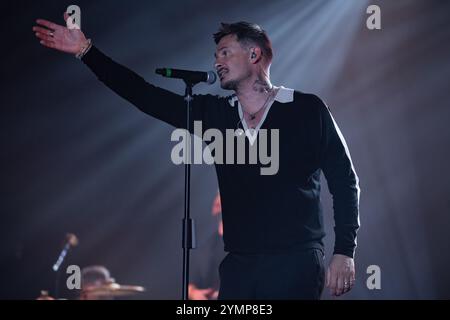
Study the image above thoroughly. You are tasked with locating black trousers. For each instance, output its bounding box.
[218,248,325,300]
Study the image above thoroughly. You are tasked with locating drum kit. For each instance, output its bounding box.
[37,233,146,300]
[79,280,146,300]
[37,280,146,300]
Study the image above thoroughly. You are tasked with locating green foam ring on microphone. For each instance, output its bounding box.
[166,68,172,77]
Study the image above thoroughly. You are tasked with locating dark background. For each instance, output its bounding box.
[1,0,450,299]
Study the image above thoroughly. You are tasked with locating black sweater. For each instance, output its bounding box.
[82,46,360,258]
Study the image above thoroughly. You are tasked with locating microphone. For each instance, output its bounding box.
[155,68,216,85]
[52,233,78,272]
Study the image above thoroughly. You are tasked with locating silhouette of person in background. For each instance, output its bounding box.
[80,265,114,300]
[80,265,145,300]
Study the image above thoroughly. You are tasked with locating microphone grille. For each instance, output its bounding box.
[206,71,217,85]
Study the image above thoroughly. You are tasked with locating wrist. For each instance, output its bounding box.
[75,39,92,59]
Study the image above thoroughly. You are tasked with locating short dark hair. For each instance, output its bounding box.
[213,21,273,63]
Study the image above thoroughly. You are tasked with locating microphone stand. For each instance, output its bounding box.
[52,233,78,299]
[182,81,197,300]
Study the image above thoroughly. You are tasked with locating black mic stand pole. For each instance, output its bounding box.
[182,81,197,300]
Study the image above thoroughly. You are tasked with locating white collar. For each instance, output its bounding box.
[227,86,294,145]
[228,85,294,107]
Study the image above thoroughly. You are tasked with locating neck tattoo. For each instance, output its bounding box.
[245,86,276,121]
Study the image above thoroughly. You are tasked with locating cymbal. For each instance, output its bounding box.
[82,282,145,297]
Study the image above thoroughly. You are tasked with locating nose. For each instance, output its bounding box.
[214,61,222,71]
[214,55,224,70]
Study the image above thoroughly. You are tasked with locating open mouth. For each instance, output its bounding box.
[218,68,228,80]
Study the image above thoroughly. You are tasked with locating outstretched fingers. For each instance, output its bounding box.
[36,19,62,32]
[34,31,55,43]
[40,40,56,49]
[32,26,52,35]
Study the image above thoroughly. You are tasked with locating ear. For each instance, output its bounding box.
[249,47,262,63]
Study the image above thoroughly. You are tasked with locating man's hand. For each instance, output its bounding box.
[326,254,355,297]
[33,13,88,55]
[188,284,217,300]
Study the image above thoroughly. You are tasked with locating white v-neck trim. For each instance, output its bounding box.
[229,86,294,145]
[237,94,274,145]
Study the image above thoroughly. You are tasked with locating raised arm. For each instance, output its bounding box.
[32,13,217,130]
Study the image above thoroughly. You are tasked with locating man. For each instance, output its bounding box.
[33,15,360,299]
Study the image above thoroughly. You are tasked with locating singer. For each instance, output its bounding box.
[33,16,360,299]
